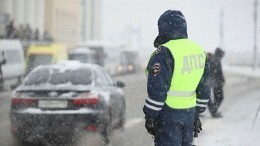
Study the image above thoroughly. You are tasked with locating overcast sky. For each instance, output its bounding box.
[103,0,257,54]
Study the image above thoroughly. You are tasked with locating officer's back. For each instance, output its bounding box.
[143,10,211,146]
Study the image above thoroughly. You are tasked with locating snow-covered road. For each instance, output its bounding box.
[197,65,260,146]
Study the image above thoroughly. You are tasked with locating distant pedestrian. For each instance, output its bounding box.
[24,24,32,40]
[208,48,225,118]
[43,31,54,42]
[0,51,6,90]
[34,28,40,41]
[5,20,17,39]
[206,52,214,85]
[17,24,25,40]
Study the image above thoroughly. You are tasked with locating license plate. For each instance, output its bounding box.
[38,100,68,108]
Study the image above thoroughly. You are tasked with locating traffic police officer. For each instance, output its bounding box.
[143,10,211,146]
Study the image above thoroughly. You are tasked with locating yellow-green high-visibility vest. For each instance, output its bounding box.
[146,39,206,109]
[164,39,206,109]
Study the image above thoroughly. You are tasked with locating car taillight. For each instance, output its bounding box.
[11,92,36,107]
[11,98,36,106]
[72,94,99,105]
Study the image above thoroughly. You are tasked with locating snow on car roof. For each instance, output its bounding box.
[32,60,101,73]
[68,47,95,54]
[17,61,103,91]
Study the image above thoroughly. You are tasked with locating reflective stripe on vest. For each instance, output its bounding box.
[163,39,206,109]
[167,90,195,97]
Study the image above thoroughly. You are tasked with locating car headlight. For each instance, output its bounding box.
[128,65,133,71]
[117,65,123,72]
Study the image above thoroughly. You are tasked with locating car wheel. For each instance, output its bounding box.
[12,134,35,146]
[100,108,112,145]
[10,122,19,136]
[117,103,126,129]
[10,123,27,142]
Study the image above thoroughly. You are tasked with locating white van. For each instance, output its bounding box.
[0,39,25,81]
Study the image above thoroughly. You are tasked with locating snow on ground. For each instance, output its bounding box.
[223,65,260,78]
[197,65,260,146]
[198,90,260,146]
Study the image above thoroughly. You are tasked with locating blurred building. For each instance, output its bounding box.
[82,0,102,41]
[44,0,82,47]
[0,0,102,47]
[0,0,45,36]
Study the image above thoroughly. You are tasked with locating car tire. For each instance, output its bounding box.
[12,134,34,146]
[100,109,112,145]
[117,103,126,129]
[10,123,27,142]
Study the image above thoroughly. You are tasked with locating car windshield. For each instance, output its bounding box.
[27,54,52,71]
[69,53,89,63]
[25,67,93,85]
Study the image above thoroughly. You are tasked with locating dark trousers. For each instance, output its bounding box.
[155,106,195,146]
[208,84,224,114]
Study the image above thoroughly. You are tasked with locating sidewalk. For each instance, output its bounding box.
[198,90,260,146]
[223,64,260,78]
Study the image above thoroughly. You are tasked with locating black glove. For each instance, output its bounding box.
[193,115,202,133]
[145,119,157,136]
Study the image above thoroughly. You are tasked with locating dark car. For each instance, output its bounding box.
[117,50,139,75]
[10,61,126,144]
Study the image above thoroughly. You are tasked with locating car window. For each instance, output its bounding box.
[49,69,69,85]
[49,68,93,85]
[28,54,52,70]
[25,68,50,85]
[94,68,109,86]
[5,50,22,64]
[69,53,98,64]
[69,53,89,63]
[25,67,93,85]
[69,69,93,85]
[101,68,114,85]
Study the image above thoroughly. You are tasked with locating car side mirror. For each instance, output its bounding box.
[115,81,125,88]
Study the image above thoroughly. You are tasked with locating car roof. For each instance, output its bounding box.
[68,47,95,54]
[0,39,23,49]
[27,43,67,54]
[32,60,102,73]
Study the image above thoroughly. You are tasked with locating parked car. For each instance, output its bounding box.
[117,50,139,75]
[10,61,126,144]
